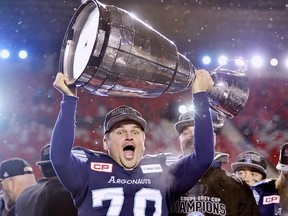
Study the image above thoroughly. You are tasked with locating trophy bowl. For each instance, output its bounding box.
[59,0,194,98]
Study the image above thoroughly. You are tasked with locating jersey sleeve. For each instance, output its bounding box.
[170,92,214,199]
[50,95,89,196]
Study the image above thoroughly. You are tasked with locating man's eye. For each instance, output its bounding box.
[184,132,192,136]
[238,171,245,176]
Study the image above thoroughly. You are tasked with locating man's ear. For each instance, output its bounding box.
[8,178,15,191]
[103,135,109,151]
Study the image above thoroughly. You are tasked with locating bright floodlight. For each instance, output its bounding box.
[188,104,195,112]
[0,50,10,59]
[235,58,246,67]
[251,55,264,68]
[18,50,28,59]
[270,58,278,67]
[285,58,288,68]
[178,104,195,115]
[218,55,228,65]
[202,56,211,65]
[178,105,188,114]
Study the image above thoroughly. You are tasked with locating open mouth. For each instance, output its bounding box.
[124,145,135,151]
[123,145,135,159]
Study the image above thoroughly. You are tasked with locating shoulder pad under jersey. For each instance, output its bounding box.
[253,178,277,187]
[72,146,107,162]
[143,152,178,166]
[252,178,278,193]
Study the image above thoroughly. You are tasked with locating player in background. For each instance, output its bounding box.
[251,143,288,216]
[169,110,260,216]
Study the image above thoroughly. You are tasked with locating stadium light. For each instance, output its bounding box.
[218,55,228,65]
[178,104,195,115]
[251,55,264,68]
[235,58,246,67]
[0,50,10,59]
[178,105,188,114]
[285,58,288,68]
[270,58,278,67]
[18,50,28,59]
[202,56,211,65]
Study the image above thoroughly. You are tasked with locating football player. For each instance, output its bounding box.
[50,69,214,215]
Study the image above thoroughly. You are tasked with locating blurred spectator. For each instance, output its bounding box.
[275,143,288,213]
[15,144,77,216]
[169,110,260,216]
[0,158,36,216]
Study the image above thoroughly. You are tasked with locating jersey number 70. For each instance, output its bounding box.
[92,187,162,215]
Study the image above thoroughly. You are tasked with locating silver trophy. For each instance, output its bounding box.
[59,0,250,118]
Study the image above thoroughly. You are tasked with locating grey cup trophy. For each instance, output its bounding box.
[59,0,250,118]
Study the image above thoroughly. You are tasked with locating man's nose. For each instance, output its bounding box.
[188,133,193,140]
[125,132,133,140]
[243,172,253,184]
